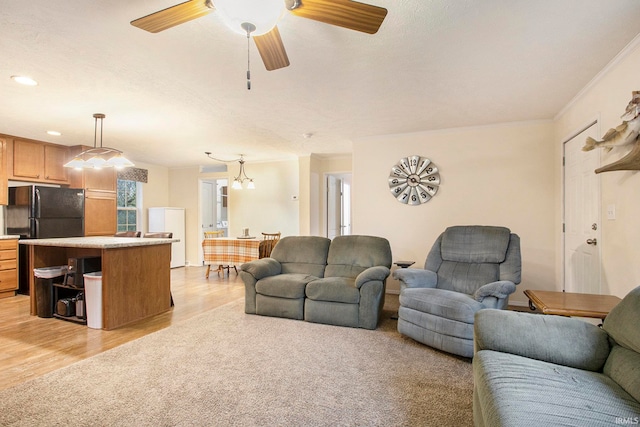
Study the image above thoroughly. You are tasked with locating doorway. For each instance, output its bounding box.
[199,178,228,263]
[326,173,351,239]
[563,121,602,294]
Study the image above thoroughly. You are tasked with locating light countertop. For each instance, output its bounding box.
[19,236,179,249]
[0,235,20,240]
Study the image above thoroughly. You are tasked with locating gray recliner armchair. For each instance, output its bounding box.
[393,225,521,358]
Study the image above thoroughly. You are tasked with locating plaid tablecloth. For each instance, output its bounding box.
[202,237,260,265]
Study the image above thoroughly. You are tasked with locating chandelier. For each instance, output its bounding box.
[205,152,255,190]
[64,113,134,170]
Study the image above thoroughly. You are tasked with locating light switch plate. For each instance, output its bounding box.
[607,204,616,220]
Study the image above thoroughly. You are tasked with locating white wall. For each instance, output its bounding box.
[156,36,640,303]
[554,36,640,299]
[168,159,300,266]
[228,159,299,239]
[353,121,556,304]
[168,167,199,266]
[135,160,170,235]
[310,154,353,237]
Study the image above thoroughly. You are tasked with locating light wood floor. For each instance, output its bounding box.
[0,266,245,391]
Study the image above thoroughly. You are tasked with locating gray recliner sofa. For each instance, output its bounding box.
[240,235,392,329]
[473,285,640,426]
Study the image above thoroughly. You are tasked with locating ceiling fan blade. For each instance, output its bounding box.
[131,0,214,33]
[254,26,290,71]
[289,0,387,34]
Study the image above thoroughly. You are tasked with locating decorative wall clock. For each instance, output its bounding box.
[388,155,440,205]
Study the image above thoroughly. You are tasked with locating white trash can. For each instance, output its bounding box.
[83,272,103,329]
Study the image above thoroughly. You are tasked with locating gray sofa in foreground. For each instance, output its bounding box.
[473,285,640,426]
[240,235,392,330]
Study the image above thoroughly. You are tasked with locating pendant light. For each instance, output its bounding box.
[64,113,134,170]
[205,152,255,190]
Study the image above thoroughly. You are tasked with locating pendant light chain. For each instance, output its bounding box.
[94,114,98,148]
[246,27,251,90]
[98,115,103,148]
[241,22,256,90]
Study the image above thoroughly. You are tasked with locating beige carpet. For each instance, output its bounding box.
[0,299,473,426]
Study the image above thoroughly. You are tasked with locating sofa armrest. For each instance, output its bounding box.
[239,258,282,280]
[474,281,516,302]
[474,309,611,371]
[392,268,437,289]
[355,266,390,289]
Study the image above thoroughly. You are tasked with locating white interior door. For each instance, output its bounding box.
[327,175,342,239]
[341,177,351,236]
[201,181,216,236]
[563,123,601,294]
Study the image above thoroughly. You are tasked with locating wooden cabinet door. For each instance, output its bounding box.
[0,239,18,298]
[84,191,117,236]
[43,144,69,183]
[0,138,7,205]
[13,139,44,179]
[84,169,117,192]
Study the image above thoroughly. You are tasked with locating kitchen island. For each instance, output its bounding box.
[20,236,178,330]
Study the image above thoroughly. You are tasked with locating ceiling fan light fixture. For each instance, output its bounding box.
[215,0,284,36]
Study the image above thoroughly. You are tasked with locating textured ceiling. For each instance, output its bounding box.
[2,0,640,168]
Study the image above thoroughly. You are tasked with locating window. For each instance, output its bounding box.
[117,179,139,232]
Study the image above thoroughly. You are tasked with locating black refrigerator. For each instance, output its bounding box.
[6,185,85,294]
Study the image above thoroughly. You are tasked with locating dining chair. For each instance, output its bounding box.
[204,230,224,239]
[259,232,281,258]
[143,232,173,238]
[114,231,141,237]
[203,230,235,278]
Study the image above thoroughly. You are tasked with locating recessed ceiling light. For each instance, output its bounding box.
[47,130,61,136]
[11,75,38,86]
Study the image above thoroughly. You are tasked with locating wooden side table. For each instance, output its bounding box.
[523,289,622,320]
[391,261,415,320]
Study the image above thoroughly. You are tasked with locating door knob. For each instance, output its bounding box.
[586,238,597,245]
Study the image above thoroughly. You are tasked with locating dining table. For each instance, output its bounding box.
[202,237,261,277]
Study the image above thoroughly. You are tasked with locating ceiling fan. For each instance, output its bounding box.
[130,0,388,72]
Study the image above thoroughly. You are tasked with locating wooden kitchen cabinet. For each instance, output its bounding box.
[43,144,69,182]
[8,137,69,184]
[0,137,8,205]
[84,168,117,192]
[12,138,42,179]
[67,146,117,191]
[84,190,117,236]
[0,239,18,299]
[68,146,118,236]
